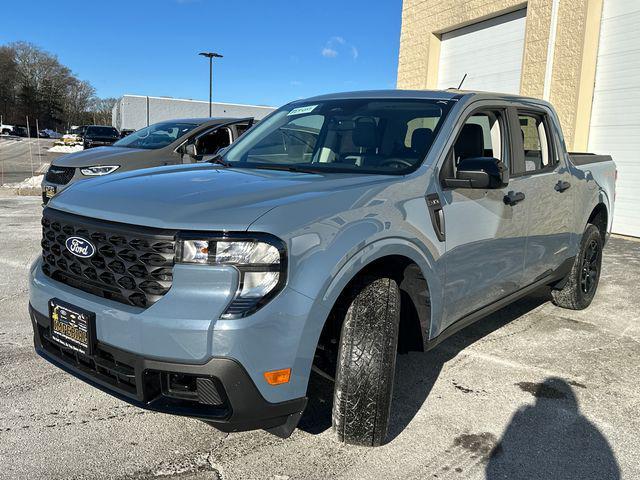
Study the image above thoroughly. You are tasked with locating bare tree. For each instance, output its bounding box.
[1,41,118,130]
[90,97,117,125]
[64,79,96,127]
[10,41,73,129]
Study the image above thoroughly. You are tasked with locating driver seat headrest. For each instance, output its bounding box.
[411,128,434,154]
[352,119,378,149]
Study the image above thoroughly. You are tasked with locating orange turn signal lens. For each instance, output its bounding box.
[264,368,291,385]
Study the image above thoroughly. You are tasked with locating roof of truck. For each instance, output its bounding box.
[300,89,550,106]
[162,117,248,125]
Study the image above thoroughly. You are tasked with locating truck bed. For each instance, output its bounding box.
[569,153,613,166]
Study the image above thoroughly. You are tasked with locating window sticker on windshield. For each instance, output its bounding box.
[287,105,318,116]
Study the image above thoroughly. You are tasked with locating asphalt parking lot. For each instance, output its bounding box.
[0,137,58,185]
[0,194,638,480]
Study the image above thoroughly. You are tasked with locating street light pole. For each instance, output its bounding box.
[198,52,223,117]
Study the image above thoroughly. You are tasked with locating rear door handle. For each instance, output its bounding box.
[504,191,525,206]
[555,180,571,192]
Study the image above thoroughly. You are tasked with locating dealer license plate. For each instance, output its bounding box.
[49,299,95,355]
[44,185,57,198]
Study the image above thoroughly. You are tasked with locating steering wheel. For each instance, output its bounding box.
[379,158,414,169]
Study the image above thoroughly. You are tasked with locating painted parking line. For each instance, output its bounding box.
[0,140,19,149]
[0,140,39,152]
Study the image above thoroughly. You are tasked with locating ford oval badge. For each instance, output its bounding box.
[65,236,96,258]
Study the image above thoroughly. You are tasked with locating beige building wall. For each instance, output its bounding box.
[397,0,604,150]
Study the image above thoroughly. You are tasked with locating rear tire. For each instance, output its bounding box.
[331,276,400,446]
[551,224,603,310]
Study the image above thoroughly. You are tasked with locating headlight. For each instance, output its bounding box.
[80,165,120,176]
[177,234,286,318]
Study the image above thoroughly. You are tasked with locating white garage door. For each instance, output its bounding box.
[437,9,526,94]
[588,0,640,237]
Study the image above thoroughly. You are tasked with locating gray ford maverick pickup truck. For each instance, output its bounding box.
[29,90,615,446]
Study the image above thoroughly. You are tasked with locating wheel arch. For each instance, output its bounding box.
[314,239,442,355]
[587,202,608,244]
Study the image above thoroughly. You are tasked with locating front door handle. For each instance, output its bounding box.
[555,180,571,192]
[504,191,525,206]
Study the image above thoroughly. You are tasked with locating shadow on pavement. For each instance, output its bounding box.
[486,377,620,479]
[386,291,551,442]
[298,288,620,480]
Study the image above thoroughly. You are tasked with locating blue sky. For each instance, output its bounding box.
[1,0,402,107]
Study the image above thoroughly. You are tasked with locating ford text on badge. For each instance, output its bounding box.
[65,237,96,258]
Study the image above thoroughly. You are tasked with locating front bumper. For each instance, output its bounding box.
[30,255,323,404]
[30,304,307,435]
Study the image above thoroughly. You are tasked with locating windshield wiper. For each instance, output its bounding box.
[207,156,322,174]
[207,154,232,167]
[249,164,322,175]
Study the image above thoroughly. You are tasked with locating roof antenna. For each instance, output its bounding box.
[457,73,468,90]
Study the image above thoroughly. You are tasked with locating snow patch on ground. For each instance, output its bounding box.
[48,145,83,153]
[1,174,43,189]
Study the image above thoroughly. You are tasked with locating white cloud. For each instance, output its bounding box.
[321,37,358,60]
[290,80,302,86]
[321,48,338,58]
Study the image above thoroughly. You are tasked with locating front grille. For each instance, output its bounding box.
[45,166,75,185]
[41,209,176,308]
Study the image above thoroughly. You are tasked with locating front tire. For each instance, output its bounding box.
[332,276,400,446]
[551,224,603,310]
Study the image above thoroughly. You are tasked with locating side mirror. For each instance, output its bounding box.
[184,143,198,157]
[443,157,508,189]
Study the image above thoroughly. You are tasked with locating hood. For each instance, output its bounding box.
[51,146,150,167]
[49,164,395,231]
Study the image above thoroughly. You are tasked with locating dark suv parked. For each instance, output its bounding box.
[82,126,120,149]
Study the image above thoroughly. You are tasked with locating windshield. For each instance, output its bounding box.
[222,99,453,174]
[112,122,198,150]
[86,126,119,137]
